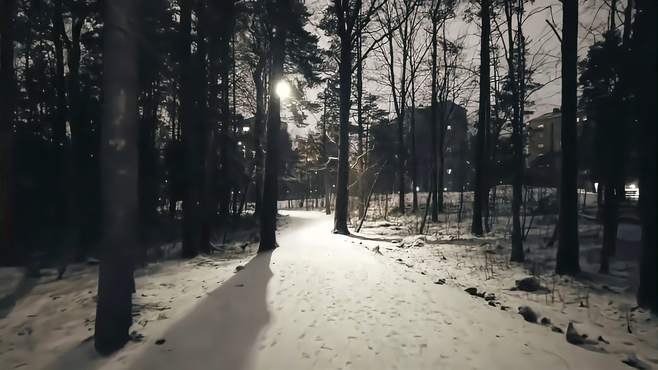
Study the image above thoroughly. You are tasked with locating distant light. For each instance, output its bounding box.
[443,187,447,191]
[447,168,452,175]
[237,141,242,146]
[594,182,599,192]
[415,186,420,192]
[276,80,291,99]
[243,126,250,132]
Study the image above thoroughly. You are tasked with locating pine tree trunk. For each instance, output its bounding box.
[333,5,352,235]
[0,0,17,264]
[94,0,138,353]
[472,0,490,236]
[509,0,524,262]
[259,0,287,251]
[430,12,439,222]
[555,0,580,275]
[635,0,656,312]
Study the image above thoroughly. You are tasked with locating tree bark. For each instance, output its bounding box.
[259,0,288,251]
[430,10,439,222]
[0,0,17,264]
[472,0,490,236]
[634,0,656,312]
[94,0,138,353]
[508,0,524,262]
[555,0,580,275]
[332,0,353,235]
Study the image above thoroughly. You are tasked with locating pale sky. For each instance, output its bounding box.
[285,0,612,138]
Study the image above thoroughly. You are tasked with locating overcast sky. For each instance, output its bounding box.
[285,0,612,138]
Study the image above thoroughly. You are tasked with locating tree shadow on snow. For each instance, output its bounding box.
[127,251,274,370]
[347,233,401,243]
[0,274,39,319]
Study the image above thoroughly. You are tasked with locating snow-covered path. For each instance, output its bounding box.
[122,210,619,370]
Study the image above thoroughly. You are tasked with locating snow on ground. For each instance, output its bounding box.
[0,226,261,370]
[351,190,657,369]
[1,208,655,370]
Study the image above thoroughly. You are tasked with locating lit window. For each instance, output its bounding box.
[447,168,452,175]
[447,125,452,130]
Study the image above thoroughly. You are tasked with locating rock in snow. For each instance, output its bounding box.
[622,353,652,370]
[518,306,538,323]
[515,276,541,292]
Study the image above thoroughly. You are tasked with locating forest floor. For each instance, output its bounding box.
[0,210,656,370]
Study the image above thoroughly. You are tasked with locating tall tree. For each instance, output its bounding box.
[94,0,138,354]
[471,0,491,236]
[179,0,202,258]
[429,1,440,222]
[259,0,289,252]
[634,0,656,312]
[331,0,388,234]
[555,0,580,275]
[0,0,18,263]
[504,0,524,262]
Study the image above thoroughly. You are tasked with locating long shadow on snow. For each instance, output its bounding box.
[129,251,273,370]
[42,251,274,370]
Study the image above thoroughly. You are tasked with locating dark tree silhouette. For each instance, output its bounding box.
[555,0,580,275]
[259,0,289,252]
[472,0,491,237]
[180,0,202,258]
[429,2,439,222]
[633,0,656,312]
[94,0,138,354]
[0,0,18,263]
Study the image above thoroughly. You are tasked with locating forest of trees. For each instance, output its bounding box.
[0,0,655,355]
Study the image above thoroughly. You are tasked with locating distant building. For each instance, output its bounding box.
[525,108,589,164]
[525,108,590,187]
[405,102,471,192]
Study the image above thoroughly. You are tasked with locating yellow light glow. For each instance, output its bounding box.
[276,80,291,99]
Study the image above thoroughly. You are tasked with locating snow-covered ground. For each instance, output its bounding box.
[1,209,655,370]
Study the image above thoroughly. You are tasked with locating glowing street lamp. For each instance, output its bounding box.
[276,80,291,99]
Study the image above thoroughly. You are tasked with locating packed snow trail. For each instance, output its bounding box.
[120,211,617,370]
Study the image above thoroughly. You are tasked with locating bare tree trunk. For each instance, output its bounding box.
[472,0,490,236]
[0,0,18,264]
[430,9,439,222]
[332,0,353,235]
[259,0,288,251]
[95,0,138,353]
[507,0,524,262]
[556,0,580,275]
[634,0,656,312]
[410,77,418,212]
